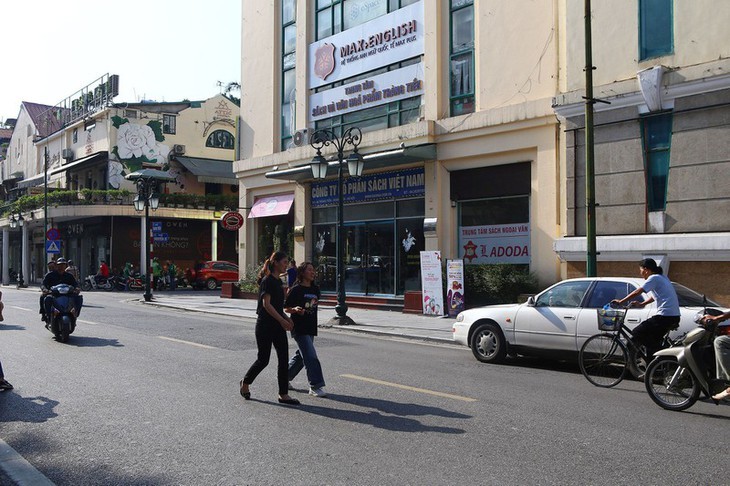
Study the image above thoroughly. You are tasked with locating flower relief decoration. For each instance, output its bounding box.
[108,115,172,189]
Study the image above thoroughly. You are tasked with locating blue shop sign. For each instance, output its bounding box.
[311,167,424,208]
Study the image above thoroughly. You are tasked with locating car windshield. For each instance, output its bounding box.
[672,283,719,307]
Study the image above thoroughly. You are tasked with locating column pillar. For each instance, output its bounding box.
[211,220,218,261]
[2,228,9,285]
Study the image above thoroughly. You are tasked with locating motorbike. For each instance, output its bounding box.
[45,283,79,343]
[80,275,115,291]
[644,305,730,411]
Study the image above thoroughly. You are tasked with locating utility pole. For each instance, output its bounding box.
[584,0,597,277]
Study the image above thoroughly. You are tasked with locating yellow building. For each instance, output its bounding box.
[236,0,561,303]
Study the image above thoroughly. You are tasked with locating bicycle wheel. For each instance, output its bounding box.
[644,357,700,411]
[579,334,628,387]
[626,345,648,380]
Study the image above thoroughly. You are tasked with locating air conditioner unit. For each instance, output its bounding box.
[173,144,186,155]
[61,149,74,160]
[292,129,308,148]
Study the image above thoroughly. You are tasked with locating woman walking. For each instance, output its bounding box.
[240,252,299,405]
[285,262,327,397]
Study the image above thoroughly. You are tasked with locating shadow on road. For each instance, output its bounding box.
[292,394,468,433]
[0,324,26,331]
[70,336,123,348]
[0,392,59,423]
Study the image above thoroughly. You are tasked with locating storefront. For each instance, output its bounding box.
[311,166,424,296]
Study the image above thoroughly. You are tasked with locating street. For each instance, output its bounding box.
[0,287,728,485]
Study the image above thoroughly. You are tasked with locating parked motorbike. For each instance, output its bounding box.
[80,275,115,291]
[644,306,730,411]
[45,283,79,343]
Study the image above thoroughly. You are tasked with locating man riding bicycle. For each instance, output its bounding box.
[612,258,680,362]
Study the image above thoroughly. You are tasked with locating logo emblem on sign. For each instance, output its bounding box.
[220,211,244,231]
[314,43,336,81]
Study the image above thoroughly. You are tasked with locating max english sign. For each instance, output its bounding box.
[307,1,425,89]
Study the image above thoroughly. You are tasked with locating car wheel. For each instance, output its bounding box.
[470,322,507,364]
[206,278,218,290]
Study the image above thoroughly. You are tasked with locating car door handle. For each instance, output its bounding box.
[626,318,640,323]
[563,315,576,320]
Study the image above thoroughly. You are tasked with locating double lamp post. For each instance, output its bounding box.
[309,127,364,326]
[126,169,174,302]
[9,213,26,288]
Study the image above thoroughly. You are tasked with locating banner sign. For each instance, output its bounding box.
[308,1,424,89]
[459,223,530,264]
[420,251,444,316]
[311,167,424,208]
[309,64,424,122]
[446,259,465,317]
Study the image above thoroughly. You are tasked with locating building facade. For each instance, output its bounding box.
[553,0,730,304]
[1,85,240,284]
[236,0,561,300]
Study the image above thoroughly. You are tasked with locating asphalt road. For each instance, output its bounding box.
[0,287,728,485]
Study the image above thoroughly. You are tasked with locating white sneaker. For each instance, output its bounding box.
[309,387,328,397]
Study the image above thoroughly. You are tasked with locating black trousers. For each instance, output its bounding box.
[243,321,289,396]
[631,314,680,359]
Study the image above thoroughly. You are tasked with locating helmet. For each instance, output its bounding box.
[56,257,68,265]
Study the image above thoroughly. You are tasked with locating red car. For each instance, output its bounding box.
[192,261,239,290]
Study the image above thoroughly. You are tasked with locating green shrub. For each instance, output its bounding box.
[464,264,538,307]
[237,262,263,293]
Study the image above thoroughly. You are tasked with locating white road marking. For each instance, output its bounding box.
[341,374,477,402]
[157,336,218,349]
[9,306,32,311]
[77,319,98,325]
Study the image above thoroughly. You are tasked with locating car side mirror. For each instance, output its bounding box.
[526,296,536,306]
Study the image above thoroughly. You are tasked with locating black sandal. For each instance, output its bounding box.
[239,380,250,400]
[278,397,300,405]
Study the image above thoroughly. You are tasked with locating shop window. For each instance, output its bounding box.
[640,112,673,211]
[639,0,673,60]
[257,216,294,262]
[281,1,297,150]
[163,114,176,134]
[450,0,474,116]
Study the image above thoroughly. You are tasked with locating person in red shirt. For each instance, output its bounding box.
[96,260,110,284]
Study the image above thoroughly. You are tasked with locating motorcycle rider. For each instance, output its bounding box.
[39,260,57,321]
[612,258,681,361]
[42,258,83,323]
[703,310,730,400]
[95,259,110,285]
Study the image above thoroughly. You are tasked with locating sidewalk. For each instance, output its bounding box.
[137,293,457,344]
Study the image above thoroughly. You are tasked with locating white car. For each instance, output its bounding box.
[452,277,722,365]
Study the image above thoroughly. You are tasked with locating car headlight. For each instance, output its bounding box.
[456,313,464,322]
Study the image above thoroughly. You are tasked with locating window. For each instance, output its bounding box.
[316,0,417,41]
[535,281,591,308]
[72,129,78,144]
[585,281,638,308]
[315,96,421,137]
[639,0,673,60]
[281,0,297,150]
[124,109,138,119]
[206,130,235,149]
[640,112,673,211]
[450,0,474,116]
[163,114,176,134]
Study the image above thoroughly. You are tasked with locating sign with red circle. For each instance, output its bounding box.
[46,228,60,240]
[220,211,244,231]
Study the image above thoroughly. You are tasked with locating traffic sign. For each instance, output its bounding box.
[46,228,60,240]
[152,222,163,230]
[46,240,62,254]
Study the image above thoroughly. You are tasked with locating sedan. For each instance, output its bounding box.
[192,261,239,290]
[452,277,722,365]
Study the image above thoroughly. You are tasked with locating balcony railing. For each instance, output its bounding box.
[1,190,239,217]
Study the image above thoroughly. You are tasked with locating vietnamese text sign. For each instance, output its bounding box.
[420,251,444,316]
[308,1,424,89]
[312,167,424,208]
[446,259,465,317]
[309,64,424,122]
[459,223,530,264]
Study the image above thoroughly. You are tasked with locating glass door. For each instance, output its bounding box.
[343,221,394,295]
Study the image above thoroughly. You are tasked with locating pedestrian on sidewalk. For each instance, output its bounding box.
[240,251,300,405]
[285,261,327,397]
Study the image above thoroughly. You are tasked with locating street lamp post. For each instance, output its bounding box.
[9,214,26,288]
[309,127,364,326]
[126,169,175,302]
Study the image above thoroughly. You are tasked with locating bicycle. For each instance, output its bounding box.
[579,303,684,388]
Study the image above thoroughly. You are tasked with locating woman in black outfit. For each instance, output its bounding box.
[240,251,299,405]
